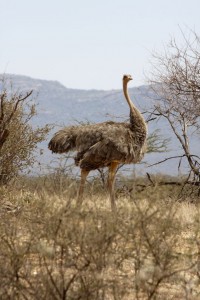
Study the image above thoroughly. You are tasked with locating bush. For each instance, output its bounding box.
[0,179,200,299]
[0,76,50,184]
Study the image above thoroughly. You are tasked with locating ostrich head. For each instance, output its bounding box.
[123,74,133,82]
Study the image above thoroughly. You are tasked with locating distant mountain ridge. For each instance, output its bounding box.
[0,73,197,176]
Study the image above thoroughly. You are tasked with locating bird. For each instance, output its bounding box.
[48,75,147,211]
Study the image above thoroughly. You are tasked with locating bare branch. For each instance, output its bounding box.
[148,155,186,167]
[148,28,200,182]
[5,90,33,125]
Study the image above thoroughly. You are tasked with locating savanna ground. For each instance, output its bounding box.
[1,173,200,300]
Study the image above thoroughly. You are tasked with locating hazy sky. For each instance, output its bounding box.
[1,0,200,89]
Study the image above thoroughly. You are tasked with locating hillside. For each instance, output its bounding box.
[1,73,197,176]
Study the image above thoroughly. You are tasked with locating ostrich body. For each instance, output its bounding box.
[48,75,147,210]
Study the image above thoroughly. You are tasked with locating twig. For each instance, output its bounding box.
[147,155,186,167]
[146,172,155,186]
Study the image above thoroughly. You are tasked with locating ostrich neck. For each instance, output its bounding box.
[123,81,147,135]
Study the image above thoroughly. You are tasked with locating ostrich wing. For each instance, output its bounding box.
[48,126,78,153]
[76,123,142,170]
[49,122,144,170]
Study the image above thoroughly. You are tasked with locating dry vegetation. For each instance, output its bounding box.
[1,28,200,299]
[1,175,200,300]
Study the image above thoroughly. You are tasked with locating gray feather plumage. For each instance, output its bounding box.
[48,120,146,171]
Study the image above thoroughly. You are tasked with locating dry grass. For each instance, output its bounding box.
[0,176,200,299]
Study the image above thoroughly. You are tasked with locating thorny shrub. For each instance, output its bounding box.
[0,76,50,184]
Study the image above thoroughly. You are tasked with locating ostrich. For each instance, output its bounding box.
[48,75,147,211]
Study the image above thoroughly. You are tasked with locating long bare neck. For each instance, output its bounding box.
[123,80,147,135]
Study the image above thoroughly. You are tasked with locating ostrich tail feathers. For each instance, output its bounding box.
[48,126,77,154]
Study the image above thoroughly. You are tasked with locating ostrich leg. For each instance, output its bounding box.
[108,161,119,211]
[77,169,89,207]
